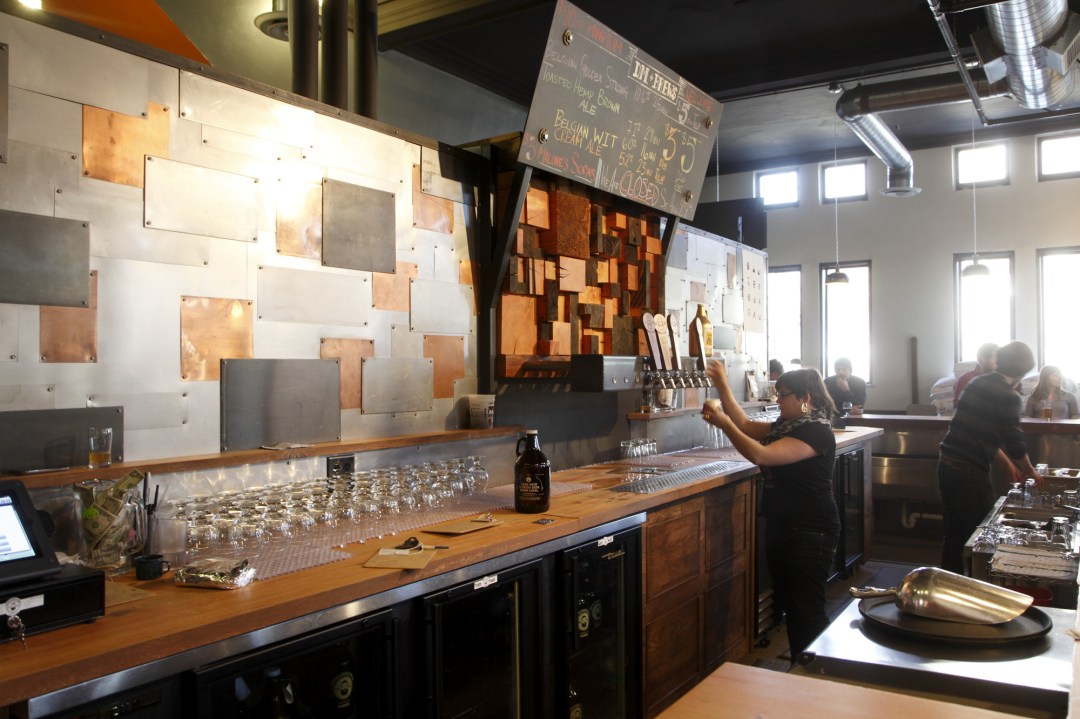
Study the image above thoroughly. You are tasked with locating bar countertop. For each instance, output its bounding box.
[0,426,883,711]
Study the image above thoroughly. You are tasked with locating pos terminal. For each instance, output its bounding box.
[0,479,104,644]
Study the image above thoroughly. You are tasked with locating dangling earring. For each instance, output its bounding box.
[800,402,810,414]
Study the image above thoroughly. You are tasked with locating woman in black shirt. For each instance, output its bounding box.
[703,361,838,660]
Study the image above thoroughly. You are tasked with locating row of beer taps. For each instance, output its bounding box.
[640,311,713,409]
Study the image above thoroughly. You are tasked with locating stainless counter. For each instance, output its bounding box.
[805,598,1074,718]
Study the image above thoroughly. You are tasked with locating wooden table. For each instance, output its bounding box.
[657,663,1023,718]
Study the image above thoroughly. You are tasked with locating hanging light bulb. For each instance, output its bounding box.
[961,108,990,280]
[826,119,849,286]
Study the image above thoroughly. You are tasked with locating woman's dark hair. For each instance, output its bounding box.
[995,341,1035,379]
[776,368,836,417]
[1030,365,1062,403]
[768,359,784,376]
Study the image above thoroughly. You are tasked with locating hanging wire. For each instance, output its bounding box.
[826,117,848,285]
[963,105,989,278]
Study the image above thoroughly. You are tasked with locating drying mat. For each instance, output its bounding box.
[990,545,1078,581]
[606,454,708,468]
[186,482,595,582]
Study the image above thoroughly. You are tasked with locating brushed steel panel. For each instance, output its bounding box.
[431,237,461,283]
[83,102,170,188]
[275,179,322,260]
[179,70,314,149]
[320,338,374,410]
[0,140,80,215]
[412,163,454,235]
[201,124,304,162]
[55,178,211,266]
[0,384,56,411]
[0,305,17,362]
[144,155,259,242]
[40,270,97,362]
[8,88,81,155]
[668,229,689,270]
[1,12,150,117]
[0,209,89,307]
[0,42,8,164]
[220,359,341,451]
[307,113,416,184]
[0,406,124,473]
[322,178,395,273]
[391,322,422,358]
[361,357,433,414]
[258,266,372,326]
[420,146,475,206]
[180,296,254,382]
[87,392,188,431]
[410,279,474,334]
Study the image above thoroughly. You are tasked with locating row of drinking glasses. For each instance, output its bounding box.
[620,439,657,459]
[970,518,1074,554]
[166,457,490,557]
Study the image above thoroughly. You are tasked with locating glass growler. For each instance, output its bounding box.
[514,429,551,513]
[691,304,713,358]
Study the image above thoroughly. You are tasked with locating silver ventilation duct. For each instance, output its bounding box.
[839,0,1079,196]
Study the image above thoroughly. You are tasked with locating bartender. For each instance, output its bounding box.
[938,341,1041,574]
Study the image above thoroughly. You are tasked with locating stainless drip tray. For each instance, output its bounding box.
[609,460,754,493]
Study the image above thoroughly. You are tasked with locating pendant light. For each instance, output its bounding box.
[825,118,849,286]
[961,108,990,279]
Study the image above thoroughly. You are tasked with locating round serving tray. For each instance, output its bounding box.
[857,596,1053,645]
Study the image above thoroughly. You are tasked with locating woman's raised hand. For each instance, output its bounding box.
[706,359,728,387]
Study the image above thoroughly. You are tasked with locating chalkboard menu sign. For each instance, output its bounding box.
[518,0,721,220]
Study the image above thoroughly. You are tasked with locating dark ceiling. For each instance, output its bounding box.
[20,0,1080,177]
[380,0,1080,175]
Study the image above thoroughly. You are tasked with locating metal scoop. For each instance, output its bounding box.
[850,566,1033,625]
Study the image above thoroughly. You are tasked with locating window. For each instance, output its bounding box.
[955,142,1008,188]
[1038,248,1080,381]
[821,160,867,202]
[767,266,802,371]
[954,252,1013,362]
[1038,132,1080,181]
[821,262,871,384]
[755,168,798,208]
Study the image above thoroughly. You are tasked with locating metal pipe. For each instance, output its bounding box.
[928,0,994,124]
[985,0,1074,108]
[355,0,378,119]
[289,0,319,100]
[321,0,349,109]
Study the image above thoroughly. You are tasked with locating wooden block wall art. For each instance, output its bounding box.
[604,298,617,328]
[412,164,455,234]
[40,270,98,363]
[424,335,465,399]
[372,261,418,312]
[619,263,639,292]
[600,282,620,299]
[506,257,529,295]
[578,303,606,330]
[586,259,599,286]
[645,235,662,255]
[499,294,539,355]
[82,102,169,188]
[596,260,609,284]
[276,179,323,260]
[627,217,642,245]
[521,226,544,259]
[612,315,636,355]
[180,296,254,381]
[524,183,551,229]
[528,258,546,295]
[544,279,560,321]
[515,228,525,255]
[320,337,374,409]
[558,256,587,293]
[606,211,628,232]
[540,190,590,259]
[581,286,602,305]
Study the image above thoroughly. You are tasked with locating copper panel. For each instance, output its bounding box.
[320,338,374,410]
[276,180,322,260]
[412,164,454,234]
[40,270,97,363]
[82,102,170,188]
[372,260,418,312]
[423,335,465,399]
[459,258,474,287]
[180,296,254,381]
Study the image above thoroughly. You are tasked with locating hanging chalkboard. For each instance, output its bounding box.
[518,0,721,220]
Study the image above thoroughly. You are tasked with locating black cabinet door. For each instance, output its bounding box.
[833,448,865,577]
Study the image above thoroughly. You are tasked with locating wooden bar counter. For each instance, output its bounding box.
[0,427,882,716]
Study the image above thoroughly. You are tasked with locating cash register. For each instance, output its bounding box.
[0,479,104,643]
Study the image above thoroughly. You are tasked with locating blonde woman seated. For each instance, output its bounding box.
[1024,366,1079,419]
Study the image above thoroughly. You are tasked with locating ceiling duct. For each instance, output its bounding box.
[838,0,1078,195]
[836,72,1006,196]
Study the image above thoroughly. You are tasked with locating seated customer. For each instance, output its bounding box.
[1024,365,1079,419]
[824,357,866,415]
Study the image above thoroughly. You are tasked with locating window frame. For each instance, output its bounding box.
[754,167,800,209]
[819,259,872,384]
[819,158,868,203]
[954,140,1010,190]
[1037,131,1080,182]
[952,250,1015,363]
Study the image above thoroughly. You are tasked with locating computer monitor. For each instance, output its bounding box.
[0,480,60,587]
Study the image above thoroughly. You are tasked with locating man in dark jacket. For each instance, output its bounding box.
[938,341,1040,574]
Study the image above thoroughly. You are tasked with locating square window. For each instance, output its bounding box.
[956,143,1008,188]
[821,161,867,202]
[1038,133,1080,180]
[756,169,798,208]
